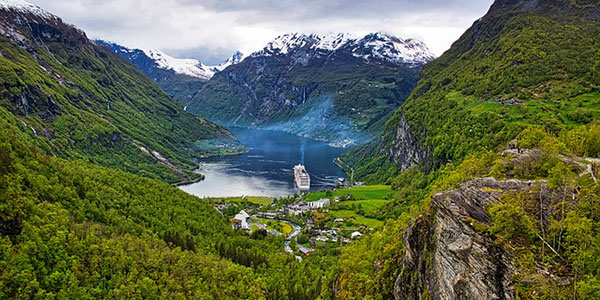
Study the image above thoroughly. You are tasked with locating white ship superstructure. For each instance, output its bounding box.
[294,164,310,191]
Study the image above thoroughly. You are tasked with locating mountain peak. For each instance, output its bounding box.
[261,32,355,55]
[98,41,244,80]
[352,32,436,64]
[253,32,435,65]
[213,50,245,72]
[0,0,54,19]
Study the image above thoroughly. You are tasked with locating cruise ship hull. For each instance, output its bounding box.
[294,164,310,191]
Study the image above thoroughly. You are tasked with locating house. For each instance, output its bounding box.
[334,218,344,223]
[350,231,363,239]
[298,245,314,256]
[308,198,330,209]
[334,196,341,203]
[315,235,328,242]
[232,210,251,231]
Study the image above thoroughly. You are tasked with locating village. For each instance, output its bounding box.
[213,185,392,258]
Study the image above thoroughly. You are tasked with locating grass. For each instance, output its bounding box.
[329,210,384,228]
[343,200,389,214]
[304,185,392,202]
[305,185,392,228]
[257,218,293,235]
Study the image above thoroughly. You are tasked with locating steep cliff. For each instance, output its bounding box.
[396,178,528,299]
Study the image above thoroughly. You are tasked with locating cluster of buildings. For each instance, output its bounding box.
[305,228,362,245]
[284,198,331,215]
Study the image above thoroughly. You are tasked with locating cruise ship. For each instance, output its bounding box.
[293,164,310,191]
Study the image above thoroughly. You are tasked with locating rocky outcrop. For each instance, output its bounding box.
[378,115,429,172]
[394,177,555,300]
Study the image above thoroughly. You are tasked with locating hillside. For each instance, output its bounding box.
[0,2,330,298]
[330,0,600,299]
[345,0,600,182]
[0,103,331,300]
[0,2,244,183]
[184,33,434,145]
[97,41,244,102]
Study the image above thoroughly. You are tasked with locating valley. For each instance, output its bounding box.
[179,127,347,198]
[1,0,600,299]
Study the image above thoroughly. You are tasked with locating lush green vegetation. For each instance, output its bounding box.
[304,185,392,202]
[333,123,600,299]
[348,4,599,181]
[0,16,243,183]
[302,185,393,228]
[0,104,338,299]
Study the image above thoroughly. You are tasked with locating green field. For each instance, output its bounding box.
[344,200,389,213]
[304,185,392,202]
[304,185,392,228]
[258,218,293,235]
[329,210,384,228]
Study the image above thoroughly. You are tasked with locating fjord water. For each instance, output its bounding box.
[179,127,347,198]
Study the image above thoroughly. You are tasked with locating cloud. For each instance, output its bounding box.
[28,0,494,64]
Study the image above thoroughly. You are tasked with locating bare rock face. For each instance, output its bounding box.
[378,115,429,172]
[393,178,551,300]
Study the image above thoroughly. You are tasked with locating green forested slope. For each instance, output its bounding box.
[0,8,243,183]
[330,1,600,298]
[0,104,333,299]
[347,0,599,182]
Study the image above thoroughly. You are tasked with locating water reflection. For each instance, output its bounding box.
[179,128,347,198]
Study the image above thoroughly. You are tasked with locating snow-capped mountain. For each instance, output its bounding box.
[98,41,244,80]
[187,32,434,145]
[0,0,54,19]
[350,33,435,64]
[257,33,354,55]
[252,32,435,65]
[213,50,244,72]
[143,49,217,80]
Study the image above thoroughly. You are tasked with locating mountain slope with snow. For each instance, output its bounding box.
[252,32,435,65]
[185,32,435,145]
[97,41,244,101]
[143,49,217,80]
[0,0,54,19]
[99,42,244,80]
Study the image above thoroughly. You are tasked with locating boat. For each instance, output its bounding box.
[293,164,310,191]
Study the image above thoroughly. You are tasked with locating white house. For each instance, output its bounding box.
[308,198,330,209]
[232,210,251,231]
[350,231,363,239]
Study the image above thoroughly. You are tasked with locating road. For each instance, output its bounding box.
[251,213,304,261]
[282,221,303,262]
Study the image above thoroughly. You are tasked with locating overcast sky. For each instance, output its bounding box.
[29,0,494,65]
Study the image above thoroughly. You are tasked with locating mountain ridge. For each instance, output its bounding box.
[0,0,245,182]
[182,31,434,145]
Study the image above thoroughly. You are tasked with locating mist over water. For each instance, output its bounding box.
[179,128,347,198]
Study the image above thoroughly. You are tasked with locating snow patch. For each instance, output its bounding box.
[140,48,244,79]
[252,32,435,65]
[0,0,54,19]
[143,49,216,80]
